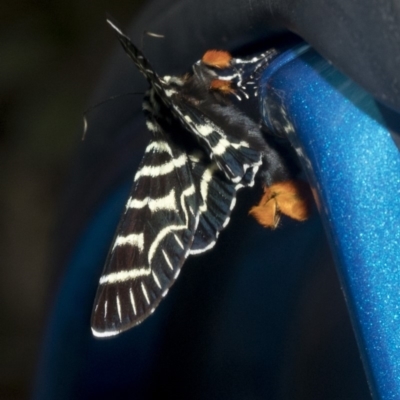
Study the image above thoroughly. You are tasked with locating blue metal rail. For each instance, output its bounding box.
[261,44,400,399]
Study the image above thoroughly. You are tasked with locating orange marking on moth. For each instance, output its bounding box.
[210,79,235,94]
[249,180,313,229]
[202,50,232,69]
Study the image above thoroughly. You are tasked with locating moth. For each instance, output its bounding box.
[91,20,311,337]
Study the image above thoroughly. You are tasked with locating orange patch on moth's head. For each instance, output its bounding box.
[210,79,235,94]
[202,50,232,69]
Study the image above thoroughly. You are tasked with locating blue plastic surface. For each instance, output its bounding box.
[261,45,400,400]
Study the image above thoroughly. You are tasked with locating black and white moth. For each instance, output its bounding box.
[91,20,309,337]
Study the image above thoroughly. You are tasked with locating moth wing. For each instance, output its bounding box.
[91,132,199,337]
[107,19,264,186]
[189,152,259,254]
[107,19,164,90]
[171,96,264,185]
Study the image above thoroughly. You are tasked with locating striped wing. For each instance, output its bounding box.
[107,19,264,185]
[92,21,269,336]
[171,96,264,185]
[91,134,199,337]
[189,152,237,254]
[189,148,261,254]
[107,19,165,91]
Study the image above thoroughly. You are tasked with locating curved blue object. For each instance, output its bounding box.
[260,45,400,400]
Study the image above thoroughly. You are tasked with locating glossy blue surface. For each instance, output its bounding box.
[261,45,400,399]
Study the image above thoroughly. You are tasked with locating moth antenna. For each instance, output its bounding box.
[82,92,143,140]
[144,31,165,38]
[141,30,165,52]
[82,116,88,141]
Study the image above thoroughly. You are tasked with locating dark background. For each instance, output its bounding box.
[0,1,144,398]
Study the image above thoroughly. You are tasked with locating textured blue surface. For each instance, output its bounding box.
[261,45,400,399]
